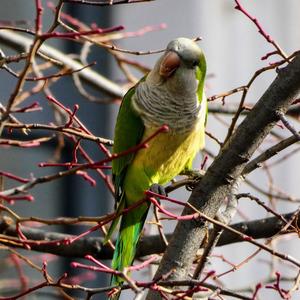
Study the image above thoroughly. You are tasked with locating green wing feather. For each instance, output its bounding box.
[106,81,148,294]
[196,52,208,125]
[112,84,145,202]
[196,51,206,102]
[104,83,145,244]
[196,67,208,126]
[182,55,207,173]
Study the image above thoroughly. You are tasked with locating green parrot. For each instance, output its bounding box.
[107,37,207,295]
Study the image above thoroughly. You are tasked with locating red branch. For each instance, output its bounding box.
[69,135,113,192]
[0,171,30,183]
[38,162,111,169]
[234,0,287,59]
[71,261,115,274]
[35,0,43,34]
[265,272,291,299]
[200,155,208,170]
[66,104,79,128]
[66,197,148,244]
[76,170,96,186]
[0,263,67,300]
[48,1,86,30]
[46,95,110,156]
[72,254,159,295]
[16,223,31,250]
[0,140,42,148]
[12,102,42,113]
[0,194,34,204]
[145,190,186,206]
[10,254,29,293]
[234,0,273,43]
[261,50,278,61]
[41,26,124,39]
[62,0,155,6]
[39,125,169,173]
[252,283,262,300]
[148,197,200,221]
[71,138,81,164]
[85,255,112,271]
[128,255,158,272]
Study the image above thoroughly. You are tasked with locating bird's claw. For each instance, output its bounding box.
[150,183,167,203]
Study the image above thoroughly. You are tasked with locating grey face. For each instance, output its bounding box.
[166,38,202,69]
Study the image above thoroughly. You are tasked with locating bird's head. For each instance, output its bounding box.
[159,37,206,79]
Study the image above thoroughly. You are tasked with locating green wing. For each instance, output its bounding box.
[195,57,207,155]
[196,55,208,125]
[112,85,145,202]
[104,84,145,244]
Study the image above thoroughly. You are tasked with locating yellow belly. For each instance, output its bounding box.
[123,123,204,204]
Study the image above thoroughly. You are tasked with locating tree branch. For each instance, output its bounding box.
[243,131,300,175]
[0,30,125,99]
[209,104,300,118]
[146,53,300,299]
[0,211,298,259]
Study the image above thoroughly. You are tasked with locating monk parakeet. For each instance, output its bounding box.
[107,37,207,295]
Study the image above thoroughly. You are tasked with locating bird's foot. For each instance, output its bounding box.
[149,183,167,203]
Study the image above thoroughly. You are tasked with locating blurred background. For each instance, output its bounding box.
[1,0,300,299]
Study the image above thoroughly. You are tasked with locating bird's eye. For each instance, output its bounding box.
[192,60,198,67]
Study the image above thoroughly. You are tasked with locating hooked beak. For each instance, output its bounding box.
[159,51,180,78]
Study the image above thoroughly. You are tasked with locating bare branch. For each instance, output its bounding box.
[0,210,298,259]
[0,30,125,98]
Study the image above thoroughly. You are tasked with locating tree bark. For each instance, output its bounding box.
[146,54,300,299]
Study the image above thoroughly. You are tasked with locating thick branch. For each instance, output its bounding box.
[147,54,300,299]
[209,104,300,118]
[243,132,300,175]
[0,211,297,259]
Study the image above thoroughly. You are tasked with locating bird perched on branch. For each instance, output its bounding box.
[105,37,207,298]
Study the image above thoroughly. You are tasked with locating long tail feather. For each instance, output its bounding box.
[110,203,149,298]
[110,210,146,285]
[103,199,125,245]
